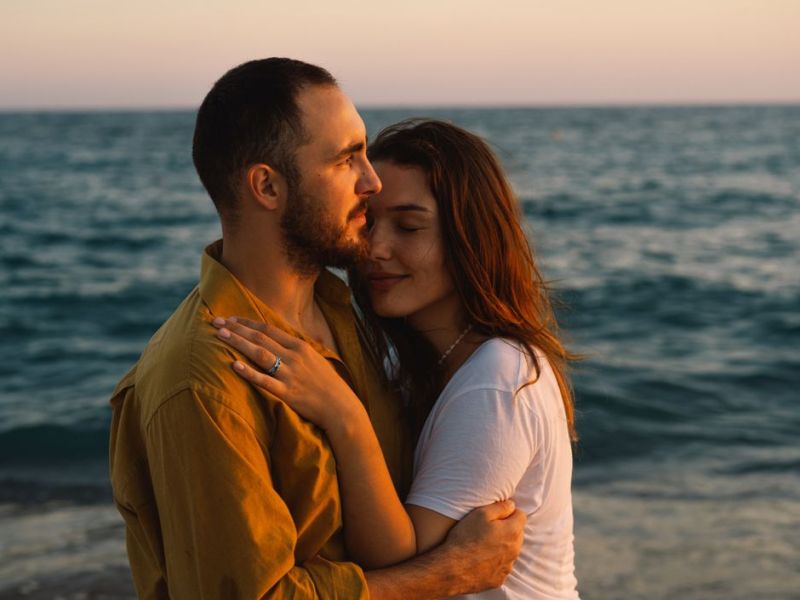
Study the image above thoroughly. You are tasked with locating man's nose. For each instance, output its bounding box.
[357,158,382,197]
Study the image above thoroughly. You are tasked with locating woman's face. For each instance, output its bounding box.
[362,161,459,331]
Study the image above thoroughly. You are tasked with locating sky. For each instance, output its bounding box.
[1,0,799,108]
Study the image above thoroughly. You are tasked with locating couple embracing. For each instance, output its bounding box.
[109,57,579,599]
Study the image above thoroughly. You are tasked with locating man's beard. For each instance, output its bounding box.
[280,179,369,275]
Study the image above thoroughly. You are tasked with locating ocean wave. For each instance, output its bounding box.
[0,424,110,464]
[2,106,798,476]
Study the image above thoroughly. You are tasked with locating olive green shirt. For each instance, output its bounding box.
[109,241,410,598]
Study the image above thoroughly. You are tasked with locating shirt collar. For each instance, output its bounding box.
[198,240,352,361]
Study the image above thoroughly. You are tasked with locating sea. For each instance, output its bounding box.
[1,106,798,599]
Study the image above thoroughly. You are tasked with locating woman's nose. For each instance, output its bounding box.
[368,228,391,261]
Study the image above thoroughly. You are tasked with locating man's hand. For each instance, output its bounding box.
[365,499,526,600]
[442,499,527,593]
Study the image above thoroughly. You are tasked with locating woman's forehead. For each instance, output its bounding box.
[371,162,436,211]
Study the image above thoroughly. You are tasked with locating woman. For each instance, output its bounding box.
[214,120,579,598]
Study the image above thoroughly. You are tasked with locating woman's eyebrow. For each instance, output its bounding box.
[388,204,431,213]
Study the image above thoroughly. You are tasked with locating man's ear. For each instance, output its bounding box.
[245,163,286,211]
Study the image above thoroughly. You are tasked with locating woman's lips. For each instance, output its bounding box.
[368,274,408,292]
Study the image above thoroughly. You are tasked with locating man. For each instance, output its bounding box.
[109,58,524,598]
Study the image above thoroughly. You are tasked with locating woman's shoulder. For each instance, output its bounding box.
[447,337,552,397]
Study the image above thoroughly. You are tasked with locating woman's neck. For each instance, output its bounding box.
[406,293,465,356]
[405,296,489,384]
[437,331,490,383]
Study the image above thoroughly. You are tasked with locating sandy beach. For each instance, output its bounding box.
[0,502,133,599]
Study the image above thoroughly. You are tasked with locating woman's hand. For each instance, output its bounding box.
[213,316,418,567]
[211,316,364,432]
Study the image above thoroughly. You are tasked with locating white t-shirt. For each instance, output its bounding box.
[406,338,579,599]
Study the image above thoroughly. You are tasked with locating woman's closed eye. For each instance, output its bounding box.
[395,218,428,233]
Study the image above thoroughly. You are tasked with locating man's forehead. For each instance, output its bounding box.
[296,85,366,151]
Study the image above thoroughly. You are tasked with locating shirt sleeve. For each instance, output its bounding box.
[145,387,368,599]
[405,387,537,520]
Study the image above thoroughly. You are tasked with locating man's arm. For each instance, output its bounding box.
[366,499,526,599]
[146,387,368,599]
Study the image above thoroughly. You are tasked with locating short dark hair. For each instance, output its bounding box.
[192,58,337,223]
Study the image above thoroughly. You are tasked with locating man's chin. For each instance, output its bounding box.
[349,217,368,238]
[311,231,367,270]
[344,225,370,258]
[331,240,368,267]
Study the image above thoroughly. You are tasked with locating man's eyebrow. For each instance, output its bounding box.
[388,204,431,213]
[332,139,366,160]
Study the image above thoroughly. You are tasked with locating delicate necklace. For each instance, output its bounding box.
[436,324,472,367]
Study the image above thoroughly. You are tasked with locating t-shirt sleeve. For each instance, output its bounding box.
[405,387,538,520]
[145,386,367,599]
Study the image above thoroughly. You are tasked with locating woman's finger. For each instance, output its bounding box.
[211,316,281,354]
[215,326,284,373]
[220,319,287,354]
[232,360,288,397]
[215,317,299,356]
[229,316,300,351]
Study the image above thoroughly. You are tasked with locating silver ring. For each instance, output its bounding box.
[266,355,282,376]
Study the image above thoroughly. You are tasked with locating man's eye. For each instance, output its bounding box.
[398,226,422,233]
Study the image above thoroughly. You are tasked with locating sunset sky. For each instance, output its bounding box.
[1,0,798,108]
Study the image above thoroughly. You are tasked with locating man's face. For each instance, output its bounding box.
[280,85,381,273]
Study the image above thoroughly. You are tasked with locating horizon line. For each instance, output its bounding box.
[1,98,799,113]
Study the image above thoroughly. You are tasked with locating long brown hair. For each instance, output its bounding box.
[351,119,578,441]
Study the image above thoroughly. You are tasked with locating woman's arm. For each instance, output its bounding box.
[320,396,418,567]
[212,316,429,568]
[405,505,457,554]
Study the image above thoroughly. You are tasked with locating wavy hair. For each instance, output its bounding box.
[351,119,578,441]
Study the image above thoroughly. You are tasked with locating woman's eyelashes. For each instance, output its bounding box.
[395,217,428,233]
[365,215,425,234]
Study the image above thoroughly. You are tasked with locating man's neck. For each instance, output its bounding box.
[220,234,321,337]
